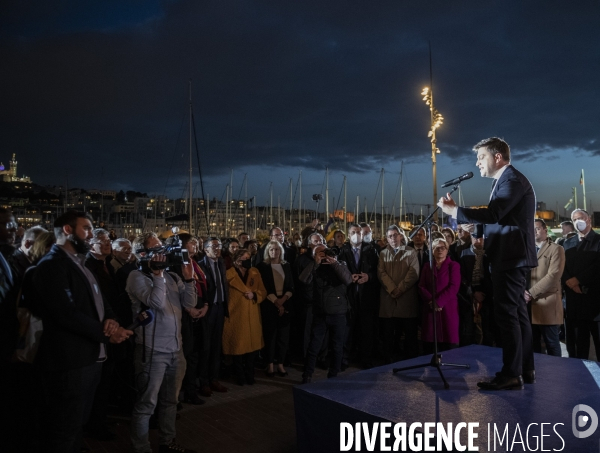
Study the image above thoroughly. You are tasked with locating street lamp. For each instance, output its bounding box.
[421,87,443,221]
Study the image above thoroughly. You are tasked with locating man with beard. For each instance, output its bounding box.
[32,211,132,453]
[337,224,380,369]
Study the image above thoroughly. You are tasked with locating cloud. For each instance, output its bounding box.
[0,0,599,203]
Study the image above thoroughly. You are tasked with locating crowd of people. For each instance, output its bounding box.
[0,201,595,452]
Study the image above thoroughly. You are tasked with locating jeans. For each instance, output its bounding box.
[532,324,562,357]
[304,313,346,378]
[131,346,186,453]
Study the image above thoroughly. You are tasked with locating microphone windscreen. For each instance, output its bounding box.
[127,309,155,330]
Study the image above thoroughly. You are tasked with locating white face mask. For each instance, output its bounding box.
[574,219,588,233]
[350,233,362,245]
[363,232,372,243]
[295,240,302,247]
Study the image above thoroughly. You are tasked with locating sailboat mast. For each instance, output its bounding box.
[343,175,347,234]
[244,174,248,233]
[289,178,293,235]
[381,168,385,238]
[326,167,329,220]
[400,162,404,226]
[298,171,302,230]
[230,169,234,235]
[189,81,193,235]
[270,182,273,230]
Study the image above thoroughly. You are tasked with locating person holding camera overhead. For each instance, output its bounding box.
[126,232,198,453]
[300,244,353,383]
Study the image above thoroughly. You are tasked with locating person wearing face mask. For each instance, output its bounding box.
[222,248,266,385]
[562,209,600,359]
[359,222,380,252]
[337,224,380,369]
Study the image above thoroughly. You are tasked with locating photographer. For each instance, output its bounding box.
[126,232,197,453]
[300,244,353,383]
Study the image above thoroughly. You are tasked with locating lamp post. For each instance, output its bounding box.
[421,86,443,222]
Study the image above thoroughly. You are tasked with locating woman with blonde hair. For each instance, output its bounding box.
[256,240,294,377]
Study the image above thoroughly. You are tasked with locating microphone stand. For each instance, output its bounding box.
[393,183,469,389]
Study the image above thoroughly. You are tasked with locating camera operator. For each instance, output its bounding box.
[126,232,197,453]
[300,244,353,383]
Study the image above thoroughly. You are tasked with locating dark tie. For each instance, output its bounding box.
[535,245,540,253]
[213,260,223,303]
[417,249,423,267]
[353,248,360,267]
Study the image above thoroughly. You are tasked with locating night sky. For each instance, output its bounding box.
[2,1,599,217]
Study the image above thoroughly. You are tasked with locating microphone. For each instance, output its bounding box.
[440,172,474,188]
[127,309,155,330]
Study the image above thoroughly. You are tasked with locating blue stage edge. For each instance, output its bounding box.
[293,345,600,452]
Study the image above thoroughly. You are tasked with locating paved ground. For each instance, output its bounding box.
[85,361,346,453]
[84,340,588,453]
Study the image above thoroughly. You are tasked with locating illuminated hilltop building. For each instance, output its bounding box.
[0,153,32,183]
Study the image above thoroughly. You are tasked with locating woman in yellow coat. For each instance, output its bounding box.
[223,248,267,385]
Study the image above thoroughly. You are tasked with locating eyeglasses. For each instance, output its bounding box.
[207,244,222,249]
[387,233,400,239]
[4,221,17,230]
[92,239,112,245]
[435,246,448,251]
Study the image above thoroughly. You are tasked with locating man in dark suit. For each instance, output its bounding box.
[407,226,429,271]
[439,137,538,390]
[255,226,297,266]
[197,237,230,396]
[32,211,132,453]
[338,223,380,369]
[562,209,600,359]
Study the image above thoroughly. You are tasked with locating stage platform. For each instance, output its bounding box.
[293,345,600,452]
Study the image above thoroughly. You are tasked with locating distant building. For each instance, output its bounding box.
[0,153,32,183]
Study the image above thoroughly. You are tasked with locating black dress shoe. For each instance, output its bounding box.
[184,394,206,405]
[301,376,312,384]
[478,375,524,390]
[495,370,536,384]
[523,370,536,384]
[277,370,288,377]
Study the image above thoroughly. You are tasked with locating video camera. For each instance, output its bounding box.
[141,227,190,270]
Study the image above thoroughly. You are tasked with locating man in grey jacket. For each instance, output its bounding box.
[126,232,197,453]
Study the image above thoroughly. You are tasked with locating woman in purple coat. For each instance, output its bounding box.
[419,238,461,353]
